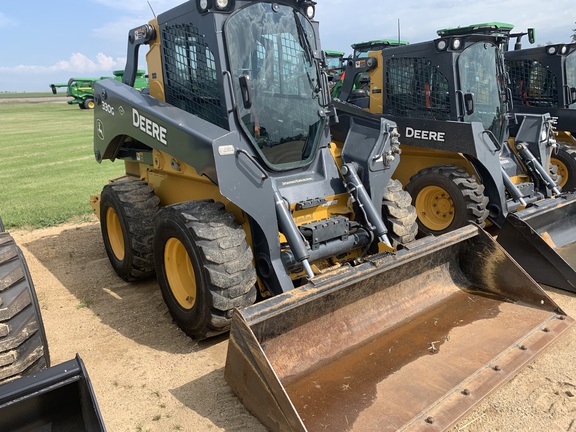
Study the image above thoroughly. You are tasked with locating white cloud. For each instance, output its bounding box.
[0,52,126,74]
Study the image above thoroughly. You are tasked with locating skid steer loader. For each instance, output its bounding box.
[336,22,576,292]
[505,40,576,191]
[0,218,105,431]
[90,3,573,430]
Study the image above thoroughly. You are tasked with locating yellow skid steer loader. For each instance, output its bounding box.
[90,2,573,430]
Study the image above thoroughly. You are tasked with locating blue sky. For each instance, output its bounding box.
[1,0,575,92]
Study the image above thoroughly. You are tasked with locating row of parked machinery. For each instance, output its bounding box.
[2,2,575,431]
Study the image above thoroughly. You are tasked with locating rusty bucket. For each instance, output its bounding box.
[497,193,576,292]
[225,225,573,431]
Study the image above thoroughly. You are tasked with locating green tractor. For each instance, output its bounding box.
[50,78,100,109]
[50,69,148,109]
[323,49,345,79]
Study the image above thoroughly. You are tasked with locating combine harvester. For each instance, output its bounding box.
[0,219,105,431]
[89,2,573,430]
[335,22,576,293]
[50,70,148,109]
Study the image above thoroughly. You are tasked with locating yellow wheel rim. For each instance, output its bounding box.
[415,185,455,231]
[106,207,125,261]
[164,238,196,310]
[551,157,568,188]
[87,100,95,109]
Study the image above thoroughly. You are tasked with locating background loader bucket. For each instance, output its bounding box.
[497,193,576,292]
[0,354,105,431]
[225,225,573,432]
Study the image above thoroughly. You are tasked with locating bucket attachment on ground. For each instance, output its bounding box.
[225,225,573,432]
[497,193,576,292]
[0,354,106,431]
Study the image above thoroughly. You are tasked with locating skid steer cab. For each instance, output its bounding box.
[91,3,573,430]
[506,41,576,191]
[334,22,576,293]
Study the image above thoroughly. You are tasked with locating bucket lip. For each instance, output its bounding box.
[511,193,576,219]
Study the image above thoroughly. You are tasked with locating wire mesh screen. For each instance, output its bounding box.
[162,24,227,128]
[506,59,558,108]
[385,57,450,120]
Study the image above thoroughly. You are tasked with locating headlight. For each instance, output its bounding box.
[215,0,229,10]
[197,0,210,12]
[546,45,557,55]
[436,39,448,51]
[306,5,315,19]
[560,45,568,55]
[452,38,462,50]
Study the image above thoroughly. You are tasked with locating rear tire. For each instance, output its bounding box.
[406,165,489,236]
[100,180,160,281]
[153,201,257,340]
[0,231,50,384]
[83,98,95,109]
[382,179,418,247]
[550,145,576,192]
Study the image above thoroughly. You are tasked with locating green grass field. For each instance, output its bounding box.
[0,92,61,99]
[0,102,124,229]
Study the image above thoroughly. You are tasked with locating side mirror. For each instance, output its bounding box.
[528,28,536,45]
[571,87,576,104]
[464,92,475,115]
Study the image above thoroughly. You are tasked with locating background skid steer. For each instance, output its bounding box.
[505,40,576,191]
[90,1,573,430]
[334,22,576,292]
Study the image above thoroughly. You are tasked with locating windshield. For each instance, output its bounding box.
[225,3,324,169]
[458,42,507,143]
[326,55,343,70]
[567,51,576,109]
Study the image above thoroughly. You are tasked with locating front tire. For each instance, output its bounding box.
[153,201,257,340]
[100,180,160,281]
[406,165,489,236]
[382,179,418,247]
[0,231,50,383]
[550,145,576,192]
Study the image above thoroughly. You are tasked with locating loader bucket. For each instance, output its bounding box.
[0,354,105,431]
[225,225,573,432]
[497,193,576,292]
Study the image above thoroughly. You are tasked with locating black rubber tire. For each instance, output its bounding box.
[83,98,95,110]
[551,145,576,192]
[79,104,86,110]
[381,179,418,247]
[0,231,50,384]
[406,165,489,236]
[100,180,160,281]
[153,201,257,340]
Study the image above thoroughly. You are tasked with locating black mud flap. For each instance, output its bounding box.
[0,354,106,431]
[497,193,576,292]
[225,225,573,432]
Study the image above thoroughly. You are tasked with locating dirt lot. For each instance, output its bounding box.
[11,219,576,432]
